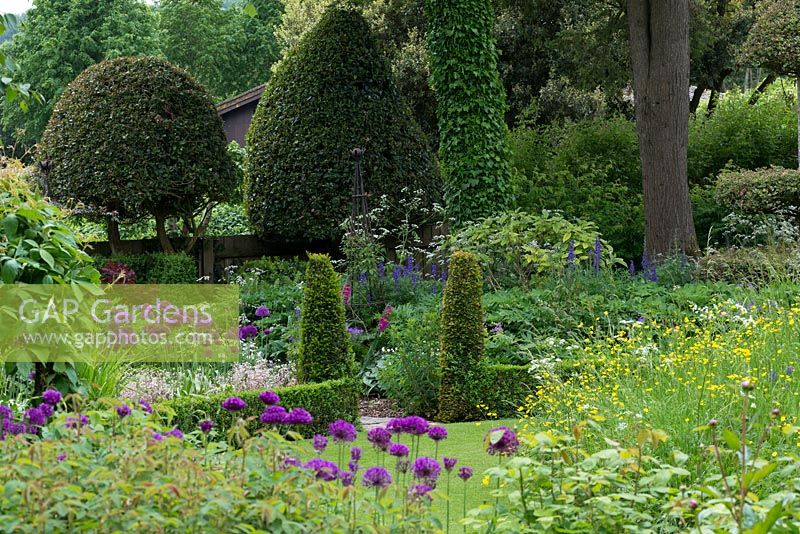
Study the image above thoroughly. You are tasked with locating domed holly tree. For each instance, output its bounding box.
[39,56,237,253]
[244,7,438,242]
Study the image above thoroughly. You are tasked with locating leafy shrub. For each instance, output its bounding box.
[438,251,485,422]
[689,86,797,184]
[426,0,512,225]
[245,7,437,241]
[715,166,800,216]
[161,377,359,437]
[297,254,354,383]
[473,363,534,418]
[99,261,136,284]
[204,202,252,237]
[690,184,727,247]
[39,56,236,250]
[92,253,196,284]
[440,209,621,288]
[696,246,800,285]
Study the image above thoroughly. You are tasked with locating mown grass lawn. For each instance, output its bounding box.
[318,417,519,530]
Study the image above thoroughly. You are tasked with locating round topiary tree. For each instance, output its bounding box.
[244,7,438,241]
[438,250,485,422]
[298,253,354,383]
[39,56,237,253]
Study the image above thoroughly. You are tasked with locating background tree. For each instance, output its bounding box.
[740,0,800,168]
[426,0,512,226]
[1,0,159,147]
[628,0,699,259]
[39,57,236,254]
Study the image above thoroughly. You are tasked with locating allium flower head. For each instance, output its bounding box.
[139,399,153,414]
[427,425,448,441]
[412,456,441,482]
[199,419,214,433]
[221,397,247,412]
[389,442,409,457]
[25,406,47,426]
[42,389,62,405]
[313,434,328,453]
[485,426,519,456]
[350,446,362,461]
[458,466,473,480]
[151,432,163,442]
[408,483,433,502]
[367,427,392,450]
[281,456,302,469]
[362,466,392,489]
[348,460,359,473]
[116,404,131,419]
[65,415,89,429]
[443,457,457,471]
[340,471,354,486]
[38,403,54,418]
[387,415,428,435]
[260,405,288,425]
[168,427,184,439]
[285,407,313,425]
[238,324,259,340]
[255,305,271,318]
[328,419,357,442]
[305,458,339,481]
[258,390,280,405]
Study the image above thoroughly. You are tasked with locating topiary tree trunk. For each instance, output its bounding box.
[438,250,485,422]
[297,253,354,383]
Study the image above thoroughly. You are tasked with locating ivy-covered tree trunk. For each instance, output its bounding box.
[426,0,512,227]
[627,0,698,260]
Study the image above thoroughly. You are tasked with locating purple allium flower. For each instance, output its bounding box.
[443,457,457,472]
[139,399,153,414]
[458,466,473,481]
[255,305,271,318]
[281,456,302,469]
[168,427,184,439]
[57,453,66,462]
[260,405,288,425]
[305,458,339,481]
[0,405,12,421]
[25,407,46,426]
[348,460,359,473]
[262,328,272,335]
[221,397,247,412]
[485,426,519,456]
[400,416,429,435]
[42,389,61,405]
[413,456,441,482]
[313,434,328,453]
[285,407,313,425]
[351,446,362,461]
[151,432,164,442]
[116,404,131,419]
[238,324,259,340]
[65,415,89,429]
[389,442,409,457]
[408,483,433,502]
[38,403,53,419]
[340,471,354,486]
[328,419,357,442]
[199,419,213,433]
[259,390,280,405]
[368,427,392,450]
[362,466,392,489]
[428,425,448,441]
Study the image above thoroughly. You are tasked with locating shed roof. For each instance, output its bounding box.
[216,84,266,115]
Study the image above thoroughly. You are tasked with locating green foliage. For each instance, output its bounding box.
[715,166,800,216]
[297,253,354,383]
[473,363,533,418]
[697,246,800,285]
[438,251,485,422]
[93,253,197,284]
[40,57,236,235]
[688,88,798,183]
[244,7,437,241]
[440,210,621,288]
[426,0,513,225]
[740,0,800,77]
[1,0,160,146]
[161,377,359,436]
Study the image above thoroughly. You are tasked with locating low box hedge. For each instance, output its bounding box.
[158,378,359,437]
[93,252,197,284]
[476,363,536,418]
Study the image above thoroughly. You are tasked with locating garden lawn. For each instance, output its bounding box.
[319,417,518,531]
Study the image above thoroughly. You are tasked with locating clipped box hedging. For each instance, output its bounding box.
[477,363,536,417]
[715,166,800,215]
[93,252,197,284]
[159,378,359,437]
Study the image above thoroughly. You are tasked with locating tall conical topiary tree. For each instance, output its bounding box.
[438,250,485,422]
[244,7,438,241]
[298,253,354,383]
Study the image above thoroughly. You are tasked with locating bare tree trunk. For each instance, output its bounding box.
[748,74,776,105]
[107,217,122,254]
[628,0,698,260]
[690,84,706,114]
[154,212,176,254]
[706,89,719,115]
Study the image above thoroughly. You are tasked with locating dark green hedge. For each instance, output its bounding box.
[298,253,354,383]
[93,252,197,284]
[715,166,800,215]
[159,378,360,437]
[40,56,236,223]
[438,250,485,422]
[477,363,535,418]
[244,7,438,241]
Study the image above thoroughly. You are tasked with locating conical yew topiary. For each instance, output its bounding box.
[244,7,438,241]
